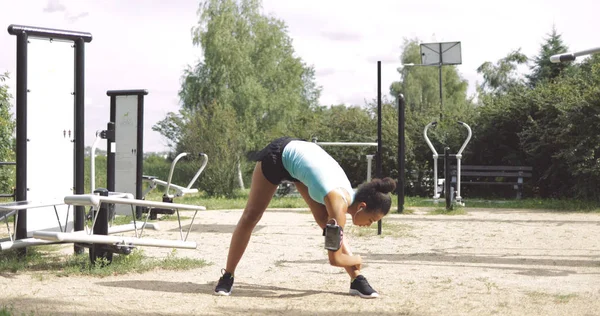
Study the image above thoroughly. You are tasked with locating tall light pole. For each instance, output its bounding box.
[550,47,600,63]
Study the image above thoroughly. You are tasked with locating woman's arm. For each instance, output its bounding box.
[294,182,361,275]
[323,191,362,268]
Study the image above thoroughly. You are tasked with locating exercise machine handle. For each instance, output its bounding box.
[186,153,208,190]
[90,130,104,193]
[165,152,209,197]
[423,121,438,157]
[165,152,189,197]
[456,121,472,157]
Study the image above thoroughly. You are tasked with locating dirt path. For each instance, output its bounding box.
[2,207,600,315]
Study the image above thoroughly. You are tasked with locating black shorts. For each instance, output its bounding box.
[249,136,302,185]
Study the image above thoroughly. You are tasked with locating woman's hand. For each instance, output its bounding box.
[323,189,362,268]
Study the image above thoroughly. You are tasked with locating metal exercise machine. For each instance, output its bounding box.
[141,152,208,219]
[0,24,92,254]
[424,121,472,208]
[1,25,207,266]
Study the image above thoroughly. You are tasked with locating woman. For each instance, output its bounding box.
[214,136,396,298]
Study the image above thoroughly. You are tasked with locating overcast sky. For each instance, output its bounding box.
[0,0,598,152]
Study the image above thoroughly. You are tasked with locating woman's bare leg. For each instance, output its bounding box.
[225,162,278,274]
[294,182,361,279]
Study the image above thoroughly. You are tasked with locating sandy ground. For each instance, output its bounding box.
[1,206,600,316]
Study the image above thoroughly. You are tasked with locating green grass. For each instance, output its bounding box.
[0,246,209,277]
[0,305,19,316]
[463,198,600,212]
[403,196,600,212]
[525,291,579,303]
[146,190,308,210]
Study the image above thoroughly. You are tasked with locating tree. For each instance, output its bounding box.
[520,54,600,200]
[476,49,528,95]
[0,72,15,195]
[526,26,571,87]
[152,109,189,151]
[154,0,321,196]
[178,102,244,197]
[468,44,600,200]
[181,0,320,146]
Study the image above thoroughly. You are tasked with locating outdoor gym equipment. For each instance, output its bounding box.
[107,90,147,218]
[141,152,208,219]
[90,90,208,220]
[33,192,204,250]
[0,24,92,255]
[104,89,208,220]
[84,90,209,263]
[0,24,207,266]
[423,121,472,208]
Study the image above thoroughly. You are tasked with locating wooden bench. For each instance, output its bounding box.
[450,165,533,199]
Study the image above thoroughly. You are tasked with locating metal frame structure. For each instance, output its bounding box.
[2,25,208,265]
[7,24,92,254]
[423,121,472,206]
[107,90,147,218]
[33,193,204,250]
[142,152,209,199]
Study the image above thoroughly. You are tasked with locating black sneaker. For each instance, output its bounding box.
[214,269,234,296]
[349,275,379,298]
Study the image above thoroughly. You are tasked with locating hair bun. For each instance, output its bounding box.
[375,177,396,194]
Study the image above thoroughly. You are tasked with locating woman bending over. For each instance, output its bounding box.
[214,136,396,298]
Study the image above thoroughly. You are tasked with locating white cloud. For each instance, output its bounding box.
[0,0,598,153]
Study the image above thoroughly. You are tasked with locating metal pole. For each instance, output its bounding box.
[366,155,373,182]
[550,47,600,63]
[15,32,28,257]
[397,94,405,213]
[444,147,452,211]
[90,188,113,265]
[74,37,86,255]
[316,142,378,147]
[438,43,443,120]
[376,61,383,235]
[424,122,440,200]
[454,121,472,205]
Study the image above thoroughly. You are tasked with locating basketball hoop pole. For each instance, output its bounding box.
[408,41,462,120]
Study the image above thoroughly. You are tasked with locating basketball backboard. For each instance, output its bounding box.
[420,41,462,65]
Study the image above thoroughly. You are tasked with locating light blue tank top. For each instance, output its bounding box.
[282,140,355,205]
